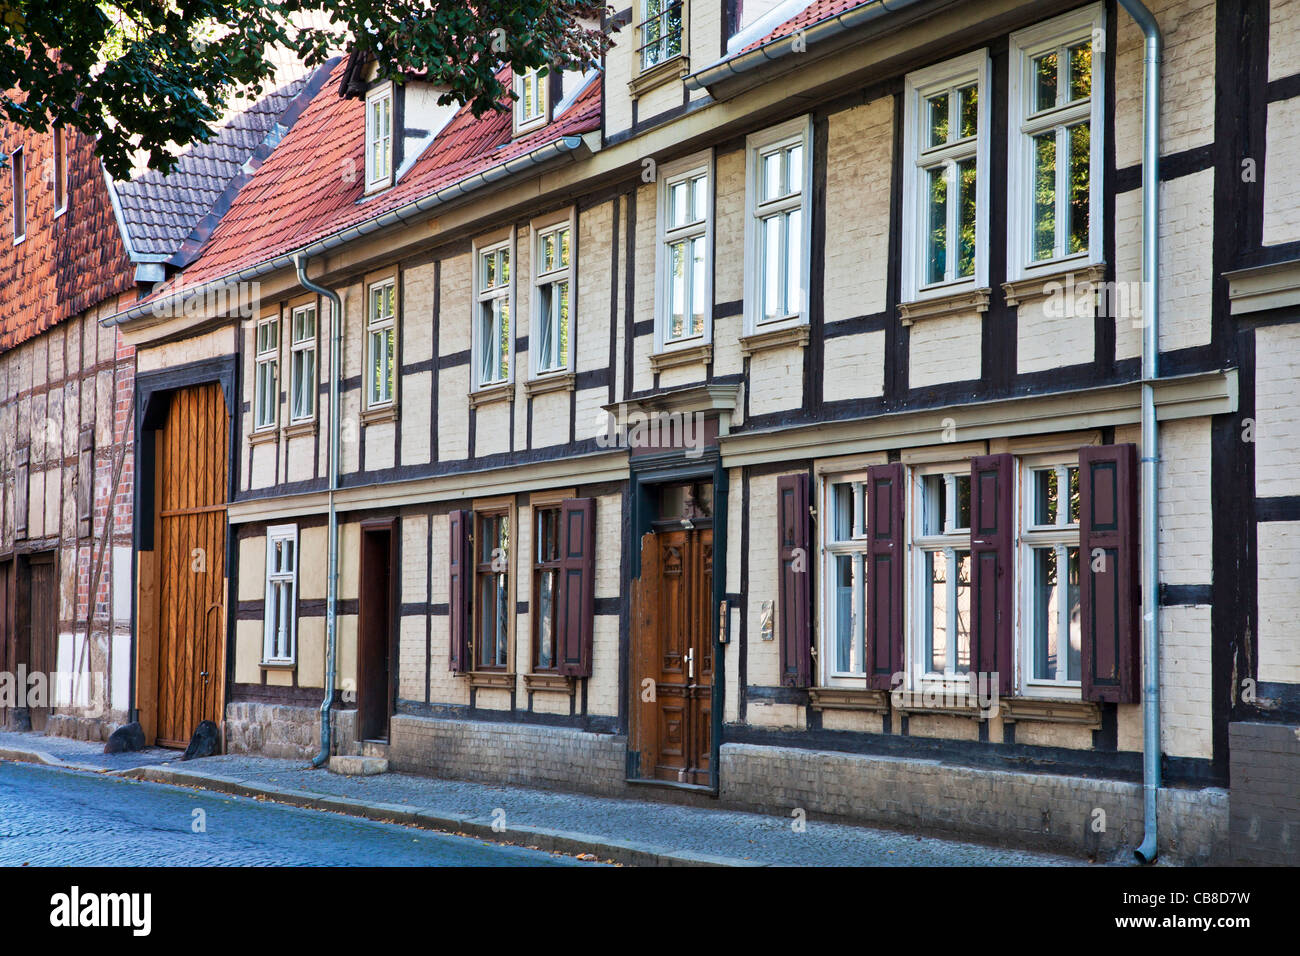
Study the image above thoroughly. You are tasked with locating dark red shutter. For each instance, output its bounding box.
[970,454,1014,695]
[556,497,596,677]
[448,509,472,673]
[865,463,905,690]
[77,425,94,539]
[777,473,812,688]
[1080,444,1140,703]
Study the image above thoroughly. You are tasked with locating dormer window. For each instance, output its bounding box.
[640,0,685,73]
[514,68,549,135]
[11,145,26,243]
[365,85,393,191]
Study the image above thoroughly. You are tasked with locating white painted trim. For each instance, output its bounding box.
[743,115,813,335]
[654,148,715,354]
[529,209,577,378]
[364,83,394,192]
[262,523,299,665]
[472,229,518,389]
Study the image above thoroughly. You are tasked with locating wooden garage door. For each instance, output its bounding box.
[155,383,228,748]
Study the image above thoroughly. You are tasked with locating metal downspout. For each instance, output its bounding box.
[295,254,343,769]
[1117,0,1163,864]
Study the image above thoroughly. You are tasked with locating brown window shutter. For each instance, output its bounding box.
[865,462,905,690]
[448,509,473,673]
[1080,443,1140,703]
[970,454,1014,695]
[556,497,596,677]
[15,445,28,540]
[777,472,812,688]
[77,426,94,539]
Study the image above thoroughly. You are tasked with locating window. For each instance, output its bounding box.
[289,304,317,422]
[515,68,548,131]
[365,85,393,191]
[366,278,396,408]
[263,525,298,664]
[253,316,279,431]
[1021,462,1082,690]
[533,221,572,375]
[746,119,812,330]
[656,152,712,350]
[823,476,869,679]
[640,0,684,72]
[475,510,511,669]
[902,52,991,301]
[52,125,67,216]
[11,145,25,242]
[533,506,561,670]
[1008,5,1105,278]
[475,239,513,387]
[912,469,973,679]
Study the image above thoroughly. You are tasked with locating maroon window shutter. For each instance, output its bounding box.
[865,463,905,690]
[970,454,1014,695]
[777,473,812,688]
[556,497,596,677]
[448,509,473,673]
[1080,444,1140,703]
[77,425,94,539]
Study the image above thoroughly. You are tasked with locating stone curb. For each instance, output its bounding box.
[0,746,68,769]
[117,765,765,867]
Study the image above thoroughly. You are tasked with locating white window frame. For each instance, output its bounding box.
[743,116,813,334]
[908,464,975,689]
[654,150,714,353]
[263,524,299,665]
[289,303,318,423]
[639,0,686,74]
[473,232,516,389]
[52,125,68,217]
[1007,4,1106,282]
[514,67,549,134]
[531,213,575,377]
[11,145,25,244]
[253,314,280,432]
[821,473,870,684]
[901,51,992,303]
[1018,455,1083,698]
[365,84,394,192]
[365,277,397,409]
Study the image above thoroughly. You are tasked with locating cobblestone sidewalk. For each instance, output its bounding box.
[0,730,1091,866]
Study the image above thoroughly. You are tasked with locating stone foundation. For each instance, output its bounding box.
[224,702,357,760]
[41,713,118,743]
[1229,721,1300,865]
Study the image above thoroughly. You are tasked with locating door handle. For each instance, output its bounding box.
[685,647,695,679]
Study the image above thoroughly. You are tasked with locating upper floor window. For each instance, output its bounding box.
[1008,5,1105,279]
[254,315,279,431]
[533,219,572,375]
[640,0,684,72]
[366,278,396,408]
[912,468,973,679]
[515,68,548,133]
[902,52,991,302]
[11,145,26,242]
[52,125,67,216]
[823,475,869,680]
[1021,461,1082,691]
[746,118,812,331]
[656,151,712,350]
[365,85,393,191]
[289,303,317,422]
[263,524,298,664]
[475,238,513,388]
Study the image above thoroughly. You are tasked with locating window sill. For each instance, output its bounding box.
[1002,262,1105,308]
[740,323,809,357]
[629,56,689,97]
[650,342,712,372]
[282,419,317,439]
[514,114,550,138]
[469,382,515,408]
[468,670,515,690]
[892,689,989,719]
[249,427,278,446]
[524,372,575,397]
[808,686,890,713]
[260,660,296,671]
[999,696,1100,728]
[361,403,399,426]
[898,287,991,326]
[524,672,576,695]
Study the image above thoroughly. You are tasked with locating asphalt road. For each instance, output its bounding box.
[0,761,589,866]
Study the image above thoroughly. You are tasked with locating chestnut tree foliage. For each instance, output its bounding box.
[0,0,610,177]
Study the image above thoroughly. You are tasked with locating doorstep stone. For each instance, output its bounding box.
[328,755,388,776]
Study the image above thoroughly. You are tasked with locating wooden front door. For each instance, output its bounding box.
[24,554,57,731]
[155,383,228,748]
[357,523,395,742]
[633,528,714,786]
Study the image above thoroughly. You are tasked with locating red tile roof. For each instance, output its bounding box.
[0,123,135,352]
[170,64,601,292]
[740,0,872,53]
